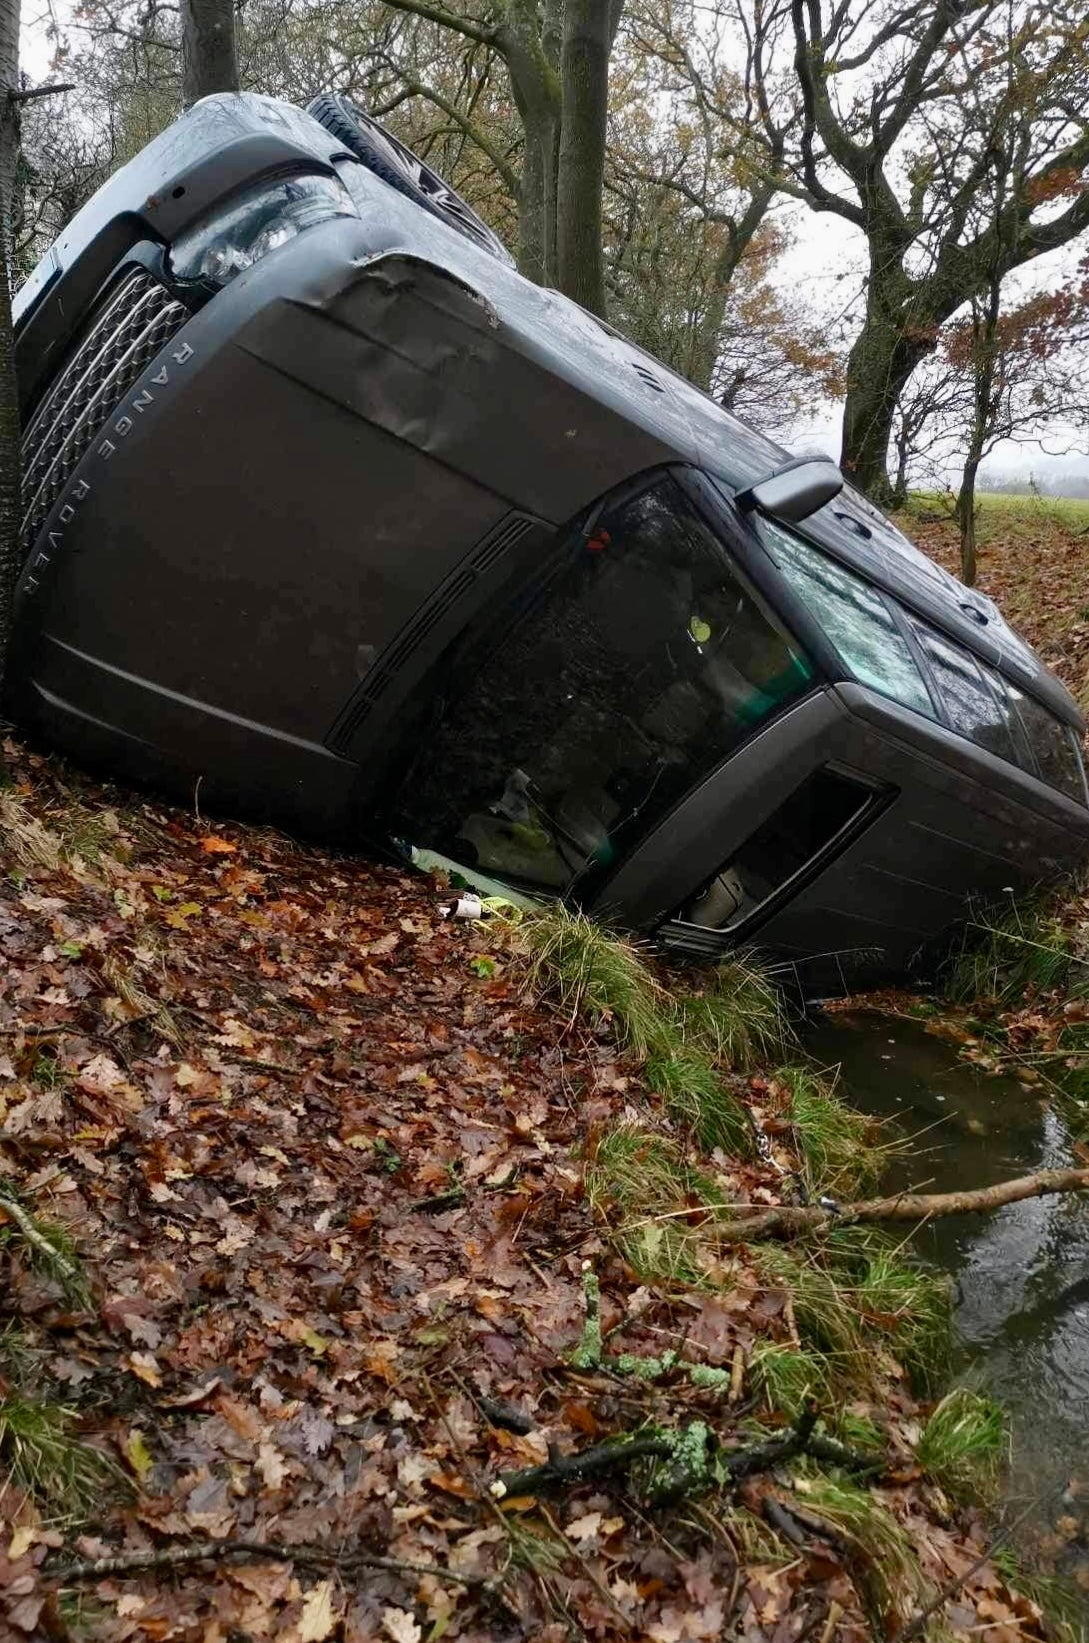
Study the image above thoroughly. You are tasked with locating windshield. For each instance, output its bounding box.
[392,476,814,892]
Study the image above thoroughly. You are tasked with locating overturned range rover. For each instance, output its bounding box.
[12,92,1089,988]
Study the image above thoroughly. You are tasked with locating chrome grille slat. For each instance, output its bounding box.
[22,272,150,453]
[21,269,187,553]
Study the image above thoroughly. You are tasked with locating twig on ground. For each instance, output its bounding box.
[722,1402,819,1480]
[728,1342,745,1405]
[47,1538,492,1587]
[889,1497,1042,1643]
[497,1435,674,1495]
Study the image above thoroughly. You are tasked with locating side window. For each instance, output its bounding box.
[906,619,1018,763]
[391,477,815,893]
[1004,681,1087,804]
[760,521,936,718]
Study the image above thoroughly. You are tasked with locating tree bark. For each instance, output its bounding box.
[0,0,22,699]
[180,0,239,107]
[956,455,979,586]
[723,1167,1089,1241]
[556,0,610,315]
[500,0,562,285]
[839,251,938,502]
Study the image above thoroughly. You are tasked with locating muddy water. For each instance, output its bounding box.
[805,1012,1089,1521]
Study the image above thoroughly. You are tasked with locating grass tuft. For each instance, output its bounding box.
[584,1124,725,1285]
[916,1387,1006,1501]
[993,1550,1088,1643]
[945,896,1085,1006]
[750,1342,829,1416]
[644,1049,750,1154]
[753,1229,953,1391]
[519,908,667,1058]
[0,791,66,873]
[0,1183,91,1307]
[793,1470,929,1627]
[0,1394,120,1517]
[776,1063,881,1196]
[673,959,788,1071]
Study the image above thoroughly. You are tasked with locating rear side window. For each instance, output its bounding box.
[760,522,935,718]
[906,619,1018,763]
[910,616,1086,804]
[1004,681,1086,803]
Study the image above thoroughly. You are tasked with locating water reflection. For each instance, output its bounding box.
[805,1012,1089,1518]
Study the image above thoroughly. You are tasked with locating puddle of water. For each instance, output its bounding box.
[805,1011,1089,1526]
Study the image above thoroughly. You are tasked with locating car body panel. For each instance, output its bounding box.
[11,91,1089,986]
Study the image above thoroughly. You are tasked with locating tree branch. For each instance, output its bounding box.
[47,1538,493,1587]
[9,82,76,102]
[379,0,496,50]
[724,1167,1089,1240]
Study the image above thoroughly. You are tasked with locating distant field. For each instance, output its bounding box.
[894,491,1089,709]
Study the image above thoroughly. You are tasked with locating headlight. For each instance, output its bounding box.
[170,172,358,286]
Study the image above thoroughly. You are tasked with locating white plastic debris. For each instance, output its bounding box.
[439,893,484,921]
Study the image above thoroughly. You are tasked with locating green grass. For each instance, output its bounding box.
[916,1387,1007,1501]
[775,1063,882,1196]
[0,1394,120,1517]
[993,1550,1088,1643]
[519,907,668,1058]
[644,1049,750,1154]
[674,959,788,1071]
[0,1182,90,1306]
[901,490,1089,541]
[945,895,1085,1006]
[583,1123,725,1285]
[519,907,793,1154]
[791,1470,929,1628]
[753,1230,953,1392]
[750,1341,830,1416]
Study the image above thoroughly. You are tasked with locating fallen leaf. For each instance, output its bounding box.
[382,1607,421,1643]
[125,1351,163,1388]
[565,1511,603,1542]
[123,1429,154,1480]
[297,1579,338,1642]
[7,1525,37,1560]
[200,835,238,854]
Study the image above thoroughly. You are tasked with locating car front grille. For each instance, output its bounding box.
[21,267,187,553]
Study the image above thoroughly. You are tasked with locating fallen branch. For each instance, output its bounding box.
[496,1435,674,1495]
[723,1167,1089,1239]
[721,1402,818,1480]
[47,1538,492,1588]
[496,1404,823,1498]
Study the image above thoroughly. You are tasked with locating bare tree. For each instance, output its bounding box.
[736,0,1089,500]
[181,0,239,105]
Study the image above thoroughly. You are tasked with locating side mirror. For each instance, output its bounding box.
[735,457,844,524]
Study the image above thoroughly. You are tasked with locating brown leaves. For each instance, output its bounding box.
[0,739,1054,1642]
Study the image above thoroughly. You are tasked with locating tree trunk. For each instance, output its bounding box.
[956,455,979,586]
[501,1,561,285]
[180,0,239,107]
[556,0,610,316]
[839,240,940,502]
[0,0,22,699]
